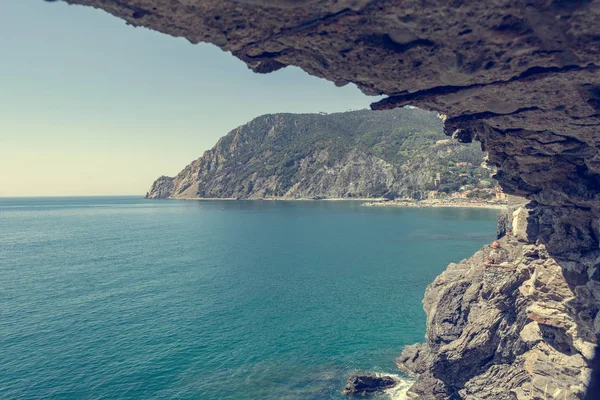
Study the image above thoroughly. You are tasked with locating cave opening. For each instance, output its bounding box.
[16,0,600,399]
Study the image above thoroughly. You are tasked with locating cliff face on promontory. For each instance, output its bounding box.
[146,109,494,200]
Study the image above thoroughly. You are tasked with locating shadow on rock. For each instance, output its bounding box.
[397,200,600,399]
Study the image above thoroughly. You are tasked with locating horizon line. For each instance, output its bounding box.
[0,194,145,198]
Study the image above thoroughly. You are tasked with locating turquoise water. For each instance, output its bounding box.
[0,197,498,399]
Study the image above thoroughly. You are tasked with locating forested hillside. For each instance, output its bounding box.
[147,108,495,200]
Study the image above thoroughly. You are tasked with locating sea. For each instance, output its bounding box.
[0,197,498,399]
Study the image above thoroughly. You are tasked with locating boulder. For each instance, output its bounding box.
[342,373,399,395]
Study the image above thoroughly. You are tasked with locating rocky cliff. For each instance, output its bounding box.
[57,1,600,398]
[398,199,599,399]
[146,109,493,200]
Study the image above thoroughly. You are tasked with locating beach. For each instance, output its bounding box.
[361,199,507,210]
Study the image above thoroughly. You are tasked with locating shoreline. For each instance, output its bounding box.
[165,197,386,202]
[154,197,507,209]
[361,200,507,209]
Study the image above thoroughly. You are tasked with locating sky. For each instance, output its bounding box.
[0,0,380,197]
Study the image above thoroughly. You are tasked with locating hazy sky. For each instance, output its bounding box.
[0,0,379,197]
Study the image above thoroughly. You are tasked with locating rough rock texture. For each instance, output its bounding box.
[398,201,600,399]
[57,0,600,398]
[342,373,400,395]
[146,109,491,200]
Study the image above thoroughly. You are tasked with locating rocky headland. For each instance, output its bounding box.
[146,108,497,201]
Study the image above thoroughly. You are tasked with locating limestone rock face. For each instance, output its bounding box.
[397,203,600,399]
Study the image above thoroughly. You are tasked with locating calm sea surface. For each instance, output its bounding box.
[0,197,498,399]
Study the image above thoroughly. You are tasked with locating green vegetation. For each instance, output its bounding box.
[148,108,496,199]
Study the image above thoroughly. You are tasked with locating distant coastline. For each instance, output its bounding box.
[175,197,385,201]
[160,197,507,209]
[361,199,507,209]
[146,109,497,202]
